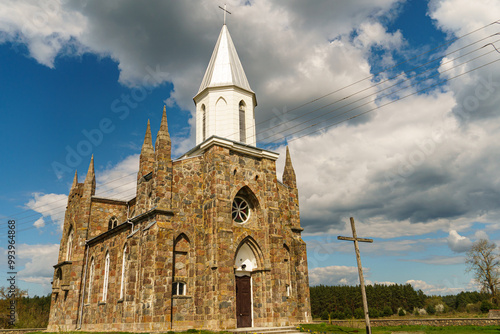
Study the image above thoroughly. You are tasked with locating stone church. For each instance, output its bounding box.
[48,23,311,331]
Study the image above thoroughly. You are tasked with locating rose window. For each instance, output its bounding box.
[232,197,250,223]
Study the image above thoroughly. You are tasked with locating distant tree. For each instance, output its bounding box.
[466,239,500,302]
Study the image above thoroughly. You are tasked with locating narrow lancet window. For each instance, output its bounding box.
[119,245,127,300]
[202,104,207,141]
[239,101,246,143]
[102,252,110,302]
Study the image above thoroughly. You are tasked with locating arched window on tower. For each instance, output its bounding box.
[87,258,94,303]
[66,227,73,261]
[102,252,110,302]
[119,244,128,300]
[239,101,246,143]
[202,104,207,141]
[108,216,118,230]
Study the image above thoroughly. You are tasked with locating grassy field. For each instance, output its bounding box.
[24,325,500,334]
[300,323,500,333]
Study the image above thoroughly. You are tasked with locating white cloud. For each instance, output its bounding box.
[17,243,60,295]
[4,1,500,242]
[95,154,139,201]
[309,265,367,286]
[0,0,87,67]
[33,217,45,229]
[447,230,473,253]
[25,193,68,231]
[406,278,476,295]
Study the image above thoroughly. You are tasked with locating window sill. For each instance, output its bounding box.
[98,301,106,306]
[172,295,192,299]
[117,299,124,304]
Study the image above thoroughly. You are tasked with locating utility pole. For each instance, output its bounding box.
[338,217,373,334]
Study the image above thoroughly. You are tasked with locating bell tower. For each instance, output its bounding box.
[194,24,257,146]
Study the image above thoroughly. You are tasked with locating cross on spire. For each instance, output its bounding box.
[218,4,231,25]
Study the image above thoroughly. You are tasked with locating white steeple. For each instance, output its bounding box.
[194,24,257,146]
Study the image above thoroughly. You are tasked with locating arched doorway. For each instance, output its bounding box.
[234,243,258,328]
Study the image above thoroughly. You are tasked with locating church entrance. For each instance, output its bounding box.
[235,241,259,328]
[236,275,252,328]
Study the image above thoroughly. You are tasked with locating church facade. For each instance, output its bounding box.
[47,24,311,331]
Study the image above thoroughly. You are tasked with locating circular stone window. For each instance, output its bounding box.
[232,197,251,223]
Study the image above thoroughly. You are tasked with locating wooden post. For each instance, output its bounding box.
[338,217,373,334]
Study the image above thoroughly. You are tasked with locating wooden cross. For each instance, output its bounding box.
[218,4,232,25]
[338,217,374,334]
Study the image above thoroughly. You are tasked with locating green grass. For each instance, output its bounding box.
[25,326,500,334]
[300,323,500,333]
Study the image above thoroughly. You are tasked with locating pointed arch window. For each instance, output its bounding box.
[119,245,128,300]
[87,258,94,303]
[202,104,207,141]
[108,216,118,230]
[239,101,246,143]
[66,227,73,261]
[102,252,110,302]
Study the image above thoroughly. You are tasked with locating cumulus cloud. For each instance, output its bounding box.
[5,0,500,242]
[447,230,473,253]
[25,193,68,231]
[406,278,476,295]
[33,217,45,229]
[309,265,367,286]
[17,243,60,295]
[95,154,139,201]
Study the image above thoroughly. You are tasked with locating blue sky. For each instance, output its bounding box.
[1,0,500,297]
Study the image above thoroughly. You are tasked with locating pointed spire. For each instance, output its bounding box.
[155,106,171,161]
[283,147,297,188]
[71,170,78,189]
[197,25,253,95]
[142,120,154,154]
[83,155,96,196]
[138,120,155,179]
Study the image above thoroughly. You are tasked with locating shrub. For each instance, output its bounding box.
[398,308,405,316]
[354,308,364,319]
[426,304,436,315]
[383,305,393,317]
[481,300,494,313]
[320,310,329,320]
[369,308,379,318]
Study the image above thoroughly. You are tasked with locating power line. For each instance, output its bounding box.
[253,34,499,142]
[280,57,500,145]
[261,44,499,144]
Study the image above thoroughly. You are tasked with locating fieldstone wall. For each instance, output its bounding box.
[48,129,311,331]
[324,318,500,327]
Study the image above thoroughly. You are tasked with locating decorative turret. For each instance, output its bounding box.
[283,147,297,189]
[153,106,172,208]
[71,170,78,190]
[82,155,96,197]
[155,106,171,161]
[194,24,256,146]
[138,120,155,179]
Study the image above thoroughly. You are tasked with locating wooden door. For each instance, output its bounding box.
[236,275,252,328]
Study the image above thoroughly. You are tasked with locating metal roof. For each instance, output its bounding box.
[197,25,254,95]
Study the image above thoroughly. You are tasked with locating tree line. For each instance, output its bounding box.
[0,287,51,328]
[310,284,494,320]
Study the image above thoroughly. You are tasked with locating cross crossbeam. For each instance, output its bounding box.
[338,217,373,334]
[218,4,232,25]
